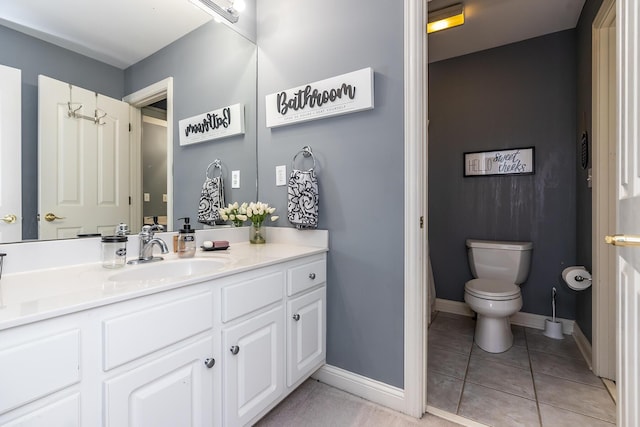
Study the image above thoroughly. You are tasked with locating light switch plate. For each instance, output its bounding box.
[276,165,287,186]
[144,193,150,202]
[232,170,240,188]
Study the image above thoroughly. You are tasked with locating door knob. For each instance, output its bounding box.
[230,345,240,355]
[44,213,66,222]
[1,214,17,224]
[604,234,640,247]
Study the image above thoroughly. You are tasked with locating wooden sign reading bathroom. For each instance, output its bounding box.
[464,147,535,177]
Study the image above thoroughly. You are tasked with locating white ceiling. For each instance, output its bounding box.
[0,0,587,69]
[428,0,587,63]
[0,0,213,69]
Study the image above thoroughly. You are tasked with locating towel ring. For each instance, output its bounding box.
[291,146,316,172]
[206,159,223,179]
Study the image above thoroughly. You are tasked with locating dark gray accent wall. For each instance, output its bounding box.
[0,24,124,240]
[124,21,257,230]
[256,0,405,387]
[574,0,604,343]
[429,30,578,319]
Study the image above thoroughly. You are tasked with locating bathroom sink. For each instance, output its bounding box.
[108,258,227,283]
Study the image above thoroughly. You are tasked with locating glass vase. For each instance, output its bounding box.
[249,222,266,244]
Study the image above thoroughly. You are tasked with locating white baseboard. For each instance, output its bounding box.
[573,322,593,370]
[435,298,575,334]
[312,364,406,414]
[435,298,473,317]
[426,406,489,427]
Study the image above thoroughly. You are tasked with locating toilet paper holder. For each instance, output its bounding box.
[562,266,592,290]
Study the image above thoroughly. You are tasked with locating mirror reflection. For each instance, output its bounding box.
[0,1,258,243]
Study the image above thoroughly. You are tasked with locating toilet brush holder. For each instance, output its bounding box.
[543,319,564,340]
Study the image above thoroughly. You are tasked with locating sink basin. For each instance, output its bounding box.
[108,258,227,283]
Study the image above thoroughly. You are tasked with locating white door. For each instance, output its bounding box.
[0,64,22,242]
[608,1,640,425]
[287,287,326,387]
[223,306,284,427]
[38,75,130,239]
[104,337,214,427]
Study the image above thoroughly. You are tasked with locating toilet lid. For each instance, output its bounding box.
[465,278,520,300]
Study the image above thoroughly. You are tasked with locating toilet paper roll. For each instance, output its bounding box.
[562,266,592,290]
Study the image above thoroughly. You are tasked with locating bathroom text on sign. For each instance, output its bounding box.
[265,67,374,128]
[464,147,535,177]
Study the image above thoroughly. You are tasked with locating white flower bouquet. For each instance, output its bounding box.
[219,202,249,227]
[246,201,279,226]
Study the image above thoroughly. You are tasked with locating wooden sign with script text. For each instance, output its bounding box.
[464,147,535,177]
[265,68,374,128]
[179,103,245,146]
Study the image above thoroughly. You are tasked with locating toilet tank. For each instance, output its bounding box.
[467,239,533,284]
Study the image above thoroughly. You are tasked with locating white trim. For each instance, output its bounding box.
[435,298,575,334]
[312,365,406,413]
[592,0,617,381]
[435,298,473,317]
[573,321,594,371]
[123,78,174,232]
[403,0,427,419]
[426,406,489,427]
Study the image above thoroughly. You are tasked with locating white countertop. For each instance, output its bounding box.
[0,239,327,331]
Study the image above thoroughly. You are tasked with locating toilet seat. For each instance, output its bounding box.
[465,278,520,301]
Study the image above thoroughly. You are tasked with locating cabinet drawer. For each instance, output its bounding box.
[0,330,80,414]
[103,291,213,370]
[287,259,326,296]
[221,272,283,323]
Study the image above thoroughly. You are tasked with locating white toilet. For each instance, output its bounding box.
[464,239,533,353]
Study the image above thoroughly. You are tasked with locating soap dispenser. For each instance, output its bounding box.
[177,217,196,258]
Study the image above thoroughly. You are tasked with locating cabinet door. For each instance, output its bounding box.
[287,286,326,387]
[223,306,284,427]
[104,336,214,427]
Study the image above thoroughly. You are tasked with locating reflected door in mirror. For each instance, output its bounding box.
[0,64,22,243]
[38,75,130,239]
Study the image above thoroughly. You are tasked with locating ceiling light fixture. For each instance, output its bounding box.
[189,0,239,24]
[427,3,464,34]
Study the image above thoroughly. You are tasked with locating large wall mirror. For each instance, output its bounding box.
[0,0,258,243]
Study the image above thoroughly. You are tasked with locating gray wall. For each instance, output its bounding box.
[429,30,578,319]
[124,21,257,230]
[256,0,405,387]
[0,25,124,240]
[574,0,604,343]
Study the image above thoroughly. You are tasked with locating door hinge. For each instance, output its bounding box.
[128,123,132,132]
[128,196,132,205]
[420,216,424,229]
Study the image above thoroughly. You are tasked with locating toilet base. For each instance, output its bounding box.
[474,315,514,353]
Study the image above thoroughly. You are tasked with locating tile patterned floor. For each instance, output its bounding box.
[427,312,617,427]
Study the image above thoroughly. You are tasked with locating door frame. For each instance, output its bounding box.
[123,78,174,233]
[403,0,427,418]
[592,0,617,381]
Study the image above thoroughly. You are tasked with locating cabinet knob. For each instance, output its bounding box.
[204,358,215,368]
[308,272,316,280]
[230,345,240,355]
[292,313,301,321]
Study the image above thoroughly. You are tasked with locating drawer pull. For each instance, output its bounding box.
[204,358,216,368]
[308,273,316,280]
[292,313,301,321]
[230,345,240,355]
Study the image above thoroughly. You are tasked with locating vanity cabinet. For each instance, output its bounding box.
[0,250,327,427]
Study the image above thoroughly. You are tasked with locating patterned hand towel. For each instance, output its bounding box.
[198,175,225,225]
[287,169,319,229]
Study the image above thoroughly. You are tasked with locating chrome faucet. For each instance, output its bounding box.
[127,225,169,264]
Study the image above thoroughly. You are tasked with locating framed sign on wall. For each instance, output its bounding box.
[178,103,245,146]
[464,147,535,177]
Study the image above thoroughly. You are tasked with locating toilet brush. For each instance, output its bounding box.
[543,287,564,339]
